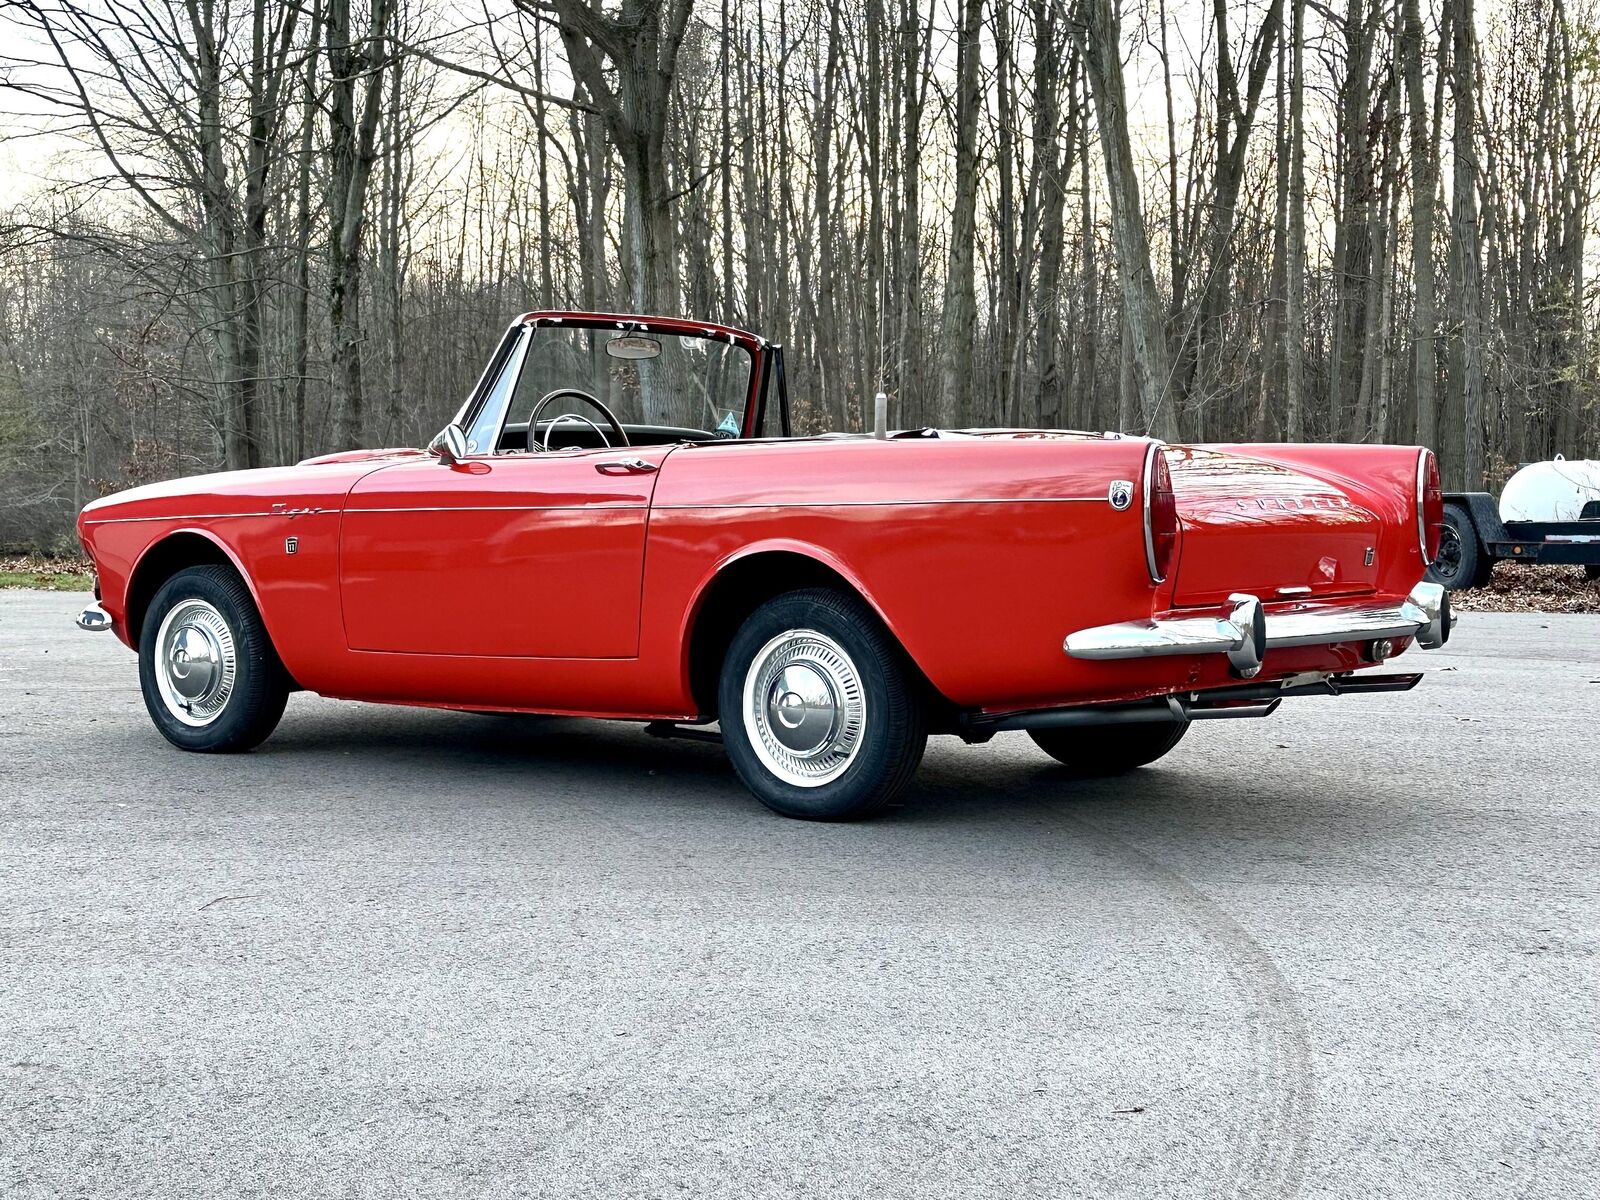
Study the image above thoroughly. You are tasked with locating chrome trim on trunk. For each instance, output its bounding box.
[1141,442,1166,582]
[1064,582,1452,663]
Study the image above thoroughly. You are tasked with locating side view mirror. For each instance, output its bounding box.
[428,423,469,465]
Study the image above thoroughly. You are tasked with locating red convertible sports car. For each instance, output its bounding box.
[76,310,1452,820]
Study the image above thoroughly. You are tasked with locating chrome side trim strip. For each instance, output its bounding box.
[84,506,649,524]
[652,496,1103,510]
[85,496,1102,523]
[344,504,648,514]
[1064,582,1452,661]
[80,511,316,525]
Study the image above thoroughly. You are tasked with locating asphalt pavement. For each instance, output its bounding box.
[2,588,1596,1198]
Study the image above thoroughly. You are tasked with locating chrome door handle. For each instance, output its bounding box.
[595,458,658,474]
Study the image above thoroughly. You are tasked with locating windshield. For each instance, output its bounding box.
[505,324,753,440]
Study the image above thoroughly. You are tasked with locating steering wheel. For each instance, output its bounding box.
[526,388,629,451]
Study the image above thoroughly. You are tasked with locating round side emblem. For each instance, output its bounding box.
[1108,480,1134,511]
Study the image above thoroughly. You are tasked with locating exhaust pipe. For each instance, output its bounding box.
[959,694,1282,742]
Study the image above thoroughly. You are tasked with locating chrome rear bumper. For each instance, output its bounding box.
[1064,582,1451,668]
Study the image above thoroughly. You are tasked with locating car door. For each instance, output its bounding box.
[338,446,673,657]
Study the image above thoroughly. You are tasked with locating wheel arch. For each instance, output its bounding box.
[680,543,947,719]
[125,529,259,647]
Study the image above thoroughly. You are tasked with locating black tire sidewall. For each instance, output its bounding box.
[718,589,925,820]
[1028,720,1189,776]
[1428,505,1479,591]
[138,565,287,753]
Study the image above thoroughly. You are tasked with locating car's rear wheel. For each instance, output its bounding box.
[718,588,927,820]
[139,565,289,752]
[1028,721,1189,775]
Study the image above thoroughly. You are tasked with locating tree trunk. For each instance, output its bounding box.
[937,0,983,428]
[190,0,251,470]
[1449,0,1486,488]
[549,0,693,321]
[899,0,932,425]
[326,0,394,450]
[1284,0,1308,440]
[1402,0,1440,451]
[1073,0,1177,440]
[1032,1,1070,428]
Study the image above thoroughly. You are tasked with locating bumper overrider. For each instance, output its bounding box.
[76,603,113,632]
[1063,582,1451,676]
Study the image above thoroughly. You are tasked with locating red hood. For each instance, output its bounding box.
[79,454,410,524]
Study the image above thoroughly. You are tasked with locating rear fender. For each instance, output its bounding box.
[677,537,913,702]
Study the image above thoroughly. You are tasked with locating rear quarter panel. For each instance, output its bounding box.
[642,436,1162,710]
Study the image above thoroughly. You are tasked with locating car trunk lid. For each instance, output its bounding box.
[1168,446,1383,607]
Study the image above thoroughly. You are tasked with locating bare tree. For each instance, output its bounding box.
[1284,0,1308,440]
[1073,0,1177,439]
[937,0,982,428]
[5,0,1600,551]
[1447,0,1486,488]
[543,0,694,317]
[326,0,395,448]
[1402,0,1441,450]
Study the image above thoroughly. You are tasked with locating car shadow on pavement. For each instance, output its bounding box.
[244,697,1422,856]
[259,701,744,790]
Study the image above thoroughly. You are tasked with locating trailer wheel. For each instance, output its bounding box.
[1426,503,1481,591]
[1585,564,1600,582]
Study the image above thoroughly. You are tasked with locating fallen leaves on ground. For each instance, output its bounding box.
[0,555,94,591]
[1451,563,1600,613]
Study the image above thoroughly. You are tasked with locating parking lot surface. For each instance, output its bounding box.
[2,589,1596,1198]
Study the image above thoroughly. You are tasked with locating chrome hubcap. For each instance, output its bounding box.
[154,599,236,727]
[742,629,866,787]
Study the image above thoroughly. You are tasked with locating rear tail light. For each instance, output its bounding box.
[1417,449,1443,563]
[1144,443,1179,582]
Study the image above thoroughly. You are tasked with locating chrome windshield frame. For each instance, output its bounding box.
[460,323,534,456]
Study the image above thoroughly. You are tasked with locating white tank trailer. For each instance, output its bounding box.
[1427,456,1600,589]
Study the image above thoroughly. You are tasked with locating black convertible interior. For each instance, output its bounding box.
[497,420,719,452]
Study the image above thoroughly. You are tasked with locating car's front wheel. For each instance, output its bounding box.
[1028,721,1189,775]
[718,588,927,820]
[139,565,289,752]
